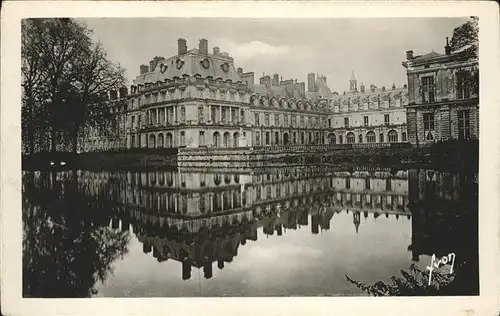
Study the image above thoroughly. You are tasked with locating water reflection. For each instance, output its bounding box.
[22,166,478,297]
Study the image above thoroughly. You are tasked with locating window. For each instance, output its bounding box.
[255,113,260,126]
[328,118,332,128]
[456,71,471,99]
[300,116,304,127]
[388,130,398,143]
[231,108,237,124]
[339,135,343,144]
[211,107,217,122]
[344,117,349,127]
[256,132,261,146]
[346,132,355,144]
[198,106,204,123]
[358,134,363,143]
[293,132,297,144]
[367,131,376,143]
[180,106,186,123]
[458,110,471,139]
[284,114,288,127]
[199,131,205,146]
[423,113,435,130]
[292,115,297,127]
[379,133,384,143]
[131,116,136,128]
[384,114,390,125]
[386,179,392,191]
[422,76,435,103]
[365,178,370,190]
[402,132,407,142]
[240,109,245,123]
[266,132,270,145]
[364,116,369,126]
[221,108,227,123]
[346,178,351,189]
[274,114,279,126]
[308,132,313,144]
[301,132,305,144]
[265,114,270,126]
[180,131,185,146]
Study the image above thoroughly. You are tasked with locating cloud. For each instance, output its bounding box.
[214,38,311,62]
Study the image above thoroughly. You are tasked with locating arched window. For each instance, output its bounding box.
[328,133,336,144]
[131,135,136,148]
[379,133,385,143]
[149,134,156,148]
[213,132,220,148]
[366,131,376,143]
[233,132,239,148]
[166,133,173,147]
[388,130,398,143]
[358,134,363,143]
[346,132,355,144]
[223,132,230,148]
[157,133,164,148]
[402,132,407,142]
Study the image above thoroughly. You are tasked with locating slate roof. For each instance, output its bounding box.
[133,48,242,85]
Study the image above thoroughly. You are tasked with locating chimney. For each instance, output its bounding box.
[307,73,316,92]
[199,38,208,55]
[272,74,279,87]
[149,60,156,72]
[445,37,452,55]
[370,84,376,93]
[140,64,149,75]
[406,50,414,60]
[392,83,396,90]
[237,67,243,74]
[178,38,187,55]
[403,84,408,88]
[360,83,365,93]
[382,86,386,92]
[213,46,220,55]
[260,75,271,88]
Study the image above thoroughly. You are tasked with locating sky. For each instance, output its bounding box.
[81,17,468,93]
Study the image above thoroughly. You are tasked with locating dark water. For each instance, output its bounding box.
[22,166,479,297]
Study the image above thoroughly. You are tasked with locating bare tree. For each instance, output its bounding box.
[21,18,127,155]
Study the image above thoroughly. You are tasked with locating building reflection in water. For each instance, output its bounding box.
[22,166,478,294]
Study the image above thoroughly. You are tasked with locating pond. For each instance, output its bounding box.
[22,166,478,297]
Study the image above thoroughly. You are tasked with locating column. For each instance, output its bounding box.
[209,194,213,213]
[156,108,159,125]
[229,107,233,125]
[164,106,167,124]
[174,105,178,123]
[208,105,212,123]
[219,106,222,123]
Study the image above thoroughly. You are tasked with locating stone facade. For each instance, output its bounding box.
[402,39,479,146]
[84,38,409,152]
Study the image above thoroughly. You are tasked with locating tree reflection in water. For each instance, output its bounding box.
[22,170,130,298]
[346,169,479,296]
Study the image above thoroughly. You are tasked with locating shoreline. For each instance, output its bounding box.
[22,141,478,173]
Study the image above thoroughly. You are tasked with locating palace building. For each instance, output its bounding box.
[83,38,409,152]
[402,38,479,145]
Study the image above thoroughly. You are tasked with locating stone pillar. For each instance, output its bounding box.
[209,194,213,213]
[174,105,178,123]
[164,107,167,124]
[208,105,212,123]
[406,108,418,146]
[219,106,222,123]
[156,108,159,125]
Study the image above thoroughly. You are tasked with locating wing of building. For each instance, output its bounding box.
[84,38,409,152]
